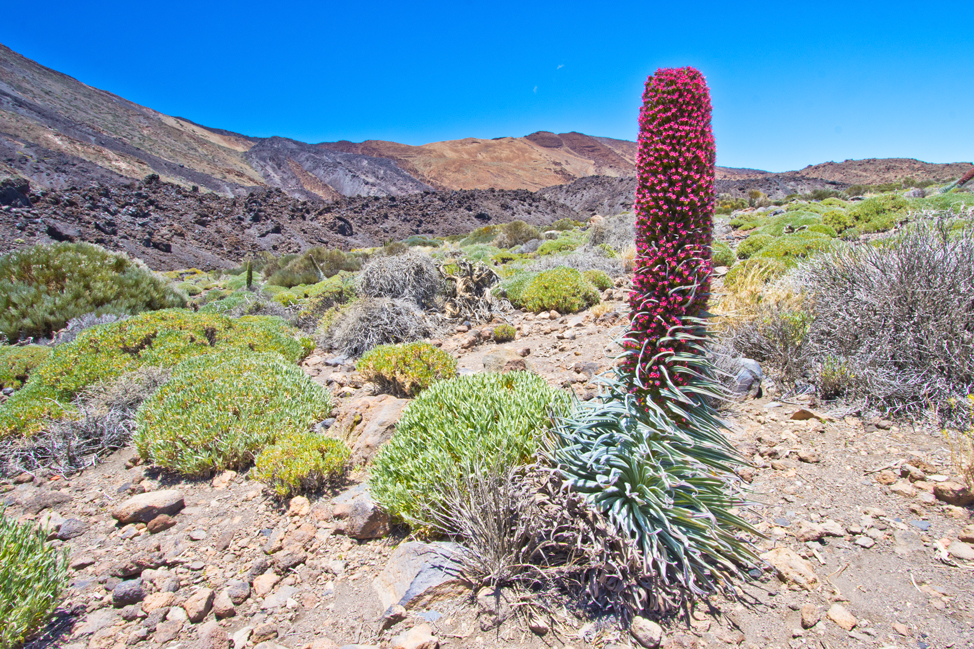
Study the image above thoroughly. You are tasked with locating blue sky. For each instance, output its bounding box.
[2,1,971,172]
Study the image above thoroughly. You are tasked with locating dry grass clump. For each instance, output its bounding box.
[327,298,431,358]
[588,212,635,252]
[357,251,442,308]
[526,249,624,276]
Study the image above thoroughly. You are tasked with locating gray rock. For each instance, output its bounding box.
[5,486,73,514]
[273,547,307,573]
[225,579,251,605]
[732,358,763,398]
[948,540,974,561]
[112,490,184,525]
[113,579,145,607]
[57,518,88,540]
[331,483,390,540]
[261,585,297,610]
[482,348,534,374]
[75,608,118,636]
[372,541,466,611]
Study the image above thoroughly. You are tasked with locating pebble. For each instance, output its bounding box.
[630,616,664,648]
[112,579,145,607]
[827,604,857,631]
[800,603,820,629]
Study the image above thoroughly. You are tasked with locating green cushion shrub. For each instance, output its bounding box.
[356,342,457,397]
[498,272,538,306]
[198,291,257,314]
[711,241,736,267]
[754,231,833,266]
[252,432,350,497]
[134,350,331,476]
[736,233,774,259]
[493,323,516,342]
[369,372,568,529]
[537,237,581,256]
[846,194,910,233]
[459,225,500,247]
[0,310,311,438]
[177,282,203,296]
[0,243,185,342]
[582,269,614,291]
[520,267,600,314]
[460,244,502,262]
[0,512,68,649]
[806,223,839,238]
[0,345,51,390]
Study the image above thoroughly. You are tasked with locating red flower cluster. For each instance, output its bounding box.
[622,67,715,405]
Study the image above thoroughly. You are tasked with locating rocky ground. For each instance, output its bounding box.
[3,287,974,649]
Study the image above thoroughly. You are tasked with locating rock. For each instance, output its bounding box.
[189,529,207,541]
[213,589,236,618]
[889,480,917,498]
[273,547,307,573]
[827,604,857,631]
[288,496,311,517]
[900,464,926,482]
[379,604,408,631]
[892,622,910,636]
[8,486,73,514]
[0,178,31,207]
[874,470,897,485]
[516,347,531,357]
[528,617,549,636]
[475,587,513,631]
[790,408,828,421]
[225,579,251,605]
[795,522,825,542]
[947,540,974,561]
[389,623,438,649]
[959,524,974,543]
[728,357,763,398]
[330,483,390,539]
[75,608,118,636]
[760,547,819,590]
[142,591,174,613]
[800,603,820,629]
[796,450,820,464]
[252,622,278,643]
[211,470,237,490]
[232,626,254,649]
[253,573,280,597]
[820,520,845,537]
[154,619,185,644]
[261,585,297,610]
[482,348,535,374]
[113,579,145,607]
[183,587,214,623]
[334,395,409,465]
[45,219,82,242]
[855,536,876,548]
[112,490,184,525]
[198,621,230,649]
[372,542,466,611]
[933,481,974,506]
[147,514,177,533]
[630,616,664,648]
[57,518,88,540]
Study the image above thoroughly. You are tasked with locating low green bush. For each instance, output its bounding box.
[759,212,822,237]
[459,225,500,247]
[754,231,833,266]
[582,269,613,291]
[711,241,736,268]
[537,238,581,256]
[0,345,51,390]
[460,244,502,263]
[198,291,257,314]
[134,350,331,476]
[356,342,457,397]
[402,235,441,248]
[177,282,203,297]
[497,220,540,247]
[728,212,762,229]
[0,310,311,438]
[0,243,185,342]
[520,267,600,314]
[498,272,538,306]
[845,194,910,233]
[493,323,516,342]
[736,233,773,259]
[806,223,839,238]
[0,511,68,649]
[253,432,349,497]
[549,218,581,231]
[369,372,568,529]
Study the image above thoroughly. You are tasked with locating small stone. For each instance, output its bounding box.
[154,619,184,644]
[800,603,820,629]
[253,573,280,597]
[232,626,253,649]
[933,481,974,506]
[797,450,820,464]
[273,547,307,573]
[855,536,875,548]
[211,470,237,490]
[820,520,845,537]
[189,529,207,541]
[112,490,184,525]
[528,617,549,636]
[389,623,438,649]
[141,591,175,614]
[874,470,897,486]
[947,540,974,561]
[166,606,188,623]
[827,603,857,631]
[225,579,251,605]
[57,518,88,540]
[147,514,177,534]
[198,620,229,649]
[380,604,408,631]
[892,622,910,636]
[889,479,917,498]
[70,555,96,570]
[795,522,825,542]
[113,579,145,607]
[251,622,278,643]
[630,616,664,648]
[959,524,974,543]
[213,590,236,618]
[761,547,819,590]
[288,496,311,517]
[183,587,214,623]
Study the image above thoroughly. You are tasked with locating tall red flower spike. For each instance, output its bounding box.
[622,67,715,407]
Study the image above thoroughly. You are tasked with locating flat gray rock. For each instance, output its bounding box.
[372,541,466,611]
